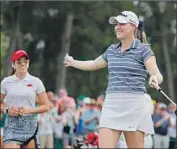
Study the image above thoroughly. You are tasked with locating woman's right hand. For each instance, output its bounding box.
[8,107,20,116]
[64,54,74,67]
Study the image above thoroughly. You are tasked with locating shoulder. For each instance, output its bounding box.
[27,74,43,83]
[105,44,119,55]
[1,76,14,84]
[107,44,118,51]
[28,74,41,81]
[136,43,151,50]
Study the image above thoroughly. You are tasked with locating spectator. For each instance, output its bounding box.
[76,95,85,109]
[96,94,105,107]
[38,111,54,148]
[47,91,57,108]
[62,104,77,148]
[82,99,100,135]
[76,97,91,122]
[57,89,76,109]
[167,103,177,149]
[53,103,65,149]
[152,103,171,148]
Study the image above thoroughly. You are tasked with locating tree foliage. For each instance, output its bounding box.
[1,1,176,102]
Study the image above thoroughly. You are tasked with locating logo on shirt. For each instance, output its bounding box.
[27,84,33,87]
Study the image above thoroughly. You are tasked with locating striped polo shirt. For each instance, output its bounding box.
[102,39,154,93]
[1,73,45,109]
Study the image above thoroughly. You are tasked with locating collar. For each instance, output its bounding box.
[12,73,31,81]
[116,38,141,50]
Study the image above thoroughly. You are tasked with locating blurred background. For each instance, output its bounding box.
[1,1,177,102]
[1,1,177,149]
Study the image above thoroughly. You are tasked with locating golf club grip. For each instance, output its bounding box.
[158,88,162,92]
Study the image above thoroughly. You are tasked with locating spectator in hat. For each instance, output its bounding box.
[82,98,100,135]
[167,103,177,149]
[152,103,171,148]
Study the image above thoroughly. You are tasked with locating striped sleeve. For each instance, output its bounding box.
[141,45,154,62]
[102,50,108,62]
[102,44,114,62]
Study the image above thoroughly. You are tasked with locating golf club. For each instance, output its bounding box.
[152,83,177,115]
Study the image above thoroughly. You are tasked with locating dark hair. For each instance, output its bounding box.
[11,67,16,75]
[136,21,148,43]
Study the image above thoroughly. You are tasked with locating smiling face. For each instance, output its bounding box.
[114,23,136,40]
[13,56,29,73]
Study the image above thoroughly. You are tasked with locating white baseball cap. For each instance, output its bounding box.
[109,11,139,27]
[83,97,91,104]
[158,103,167,109]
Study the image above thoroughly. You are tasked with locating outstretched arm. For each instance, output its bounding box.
[64,55,108,71]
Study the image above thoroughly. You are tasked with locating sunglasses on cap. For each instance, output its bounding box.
[120,12,128,17]
[113,13,137,26]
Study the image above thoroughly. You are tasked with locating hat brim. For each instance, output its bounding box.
[109,15,129,25]
[12,53,29,62]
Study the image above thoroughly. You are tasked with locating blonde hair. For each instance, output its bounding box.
[136,21,148,44]
[142,31,148,44]
[136,29,148,44]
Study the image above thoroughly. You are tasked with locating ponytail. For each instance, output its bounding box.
[136,21,148,44]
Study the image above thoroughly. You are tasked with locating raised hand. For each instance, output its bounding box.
[64,53,74,67]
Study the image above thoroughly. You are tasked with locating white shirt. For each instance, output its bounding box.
[1,73,45,108]
[168,113,176,138]
[38,112,54,135]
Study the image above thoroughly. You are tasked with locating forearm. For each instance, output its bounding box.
[155,120,164,127]
[154,72,163,84]
[85,118,94,124]
[31,105,49,114]
[155,117,168,127]
[72,60,97,71]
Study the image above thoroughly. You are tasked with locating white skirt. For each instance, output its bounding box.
[99,93,154,135]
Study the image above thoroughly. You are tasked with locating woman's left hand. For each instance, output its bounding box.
[149,75,159,88]
[18,107,33,116]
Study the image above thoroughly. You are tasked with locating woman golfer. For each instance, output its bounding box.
[64,11,163,148]
[0,49,49,148]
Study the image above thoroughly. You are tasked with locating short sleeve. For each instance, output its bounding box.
[102,51,108,62]
[141,45,154,62]
[1,78,7,94]
[36,78,45,94]
[102,44,113,62]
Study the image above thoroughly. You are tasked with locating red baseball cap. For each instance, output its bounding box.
[11,50,29,62]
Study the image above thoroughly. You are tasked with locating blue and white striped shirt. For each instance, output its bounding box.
[102,39,154,93]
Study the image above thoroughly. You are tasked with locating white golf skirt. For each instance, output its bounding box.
[99,93,154,135]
